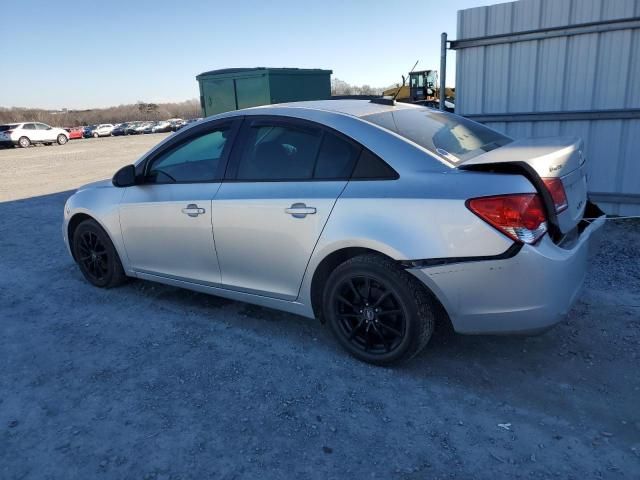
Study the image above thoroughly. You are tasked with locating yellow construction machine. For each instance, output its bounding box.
[383,63,455,111]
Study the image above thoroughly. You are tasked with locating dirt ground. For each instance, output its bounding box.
[1,136,639,479]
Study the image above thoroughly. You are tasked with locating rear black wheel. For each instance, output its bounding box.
[72,219,126,288]
[323,254,435,365]
[18,136,30,148]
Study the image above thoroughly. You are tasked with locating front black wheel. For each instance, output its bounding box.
[323,254,435,365]
[57,134,68,145]
[72,219,126,288]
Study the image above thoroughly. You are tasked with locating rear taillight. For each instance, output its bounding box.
[542,177,568,213]
[467,194,547,244]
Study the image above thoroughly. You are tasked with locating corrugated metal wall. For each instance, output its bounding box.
[454,0,640,215]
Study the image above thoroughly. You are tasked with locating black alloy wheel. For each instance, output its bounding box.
[323,254,435,365]
[333,275,406,355]
[72,219,126,288]
[77,230,109,282]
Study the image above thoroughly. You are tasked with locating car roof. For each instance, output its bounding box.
[253,99,423,119]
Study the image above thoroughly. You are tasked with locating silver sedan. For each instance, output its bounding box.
[63,100,605,365]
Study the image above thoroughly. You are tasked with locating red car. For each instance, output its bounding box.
[66,127,84,140]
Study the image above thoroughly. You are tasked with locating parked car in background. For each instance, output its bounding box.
[133,123,150,134]
[83,125,97,138]
[62,100,605,365]
[152,121,172,133]
[169,120,184,131]
[179,118,202,130]
[124,123,141,135]
[166,118,184,131]
[67,127,84,140]
[112,123,130,136]
[142,122,157,134]
[133,122,151,134]
[0,122,69,148]
[92,124,114,137]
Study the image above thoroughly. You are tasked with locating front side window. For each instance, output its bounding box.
[22,123,36,130]
[363,109,512,163]
[236,124,322,181]
[146,128,229,183]
[35,123,51,130]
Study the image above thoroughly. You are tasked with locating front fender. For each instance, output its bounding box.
[63,184,130,273]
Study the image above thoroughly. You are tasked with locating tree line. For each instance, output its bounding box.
[1,79,392,127]
[0,99,202,127]
[331,78,386,96]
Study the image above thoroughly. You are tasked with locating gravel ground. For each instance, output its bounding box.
[1,137,639,479]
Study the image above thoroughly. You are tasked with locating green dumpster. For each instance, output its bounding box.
[196,67,333,117]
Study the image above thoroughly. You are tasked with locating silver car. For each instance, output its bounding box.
[63,100,605,365]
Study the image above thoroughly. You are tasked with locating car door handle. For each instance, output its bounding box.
[181,204,206,217]
[285,203,316,218]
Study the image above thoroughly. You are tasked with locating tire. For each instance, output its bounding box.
[57,134,68,145]
[322,254,435,365]
[18,136,30,148]
[93,132,99,138]
[72,219,127,288]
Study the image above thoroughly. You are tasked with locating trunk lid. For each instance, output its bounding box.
[460,136,588,235]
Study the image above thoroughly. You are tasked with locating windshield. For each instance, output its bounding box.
[363,108,513,163]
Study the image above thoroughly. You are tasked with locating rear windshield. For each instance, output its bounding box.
[363,109,512,163]
[0,124,19,131]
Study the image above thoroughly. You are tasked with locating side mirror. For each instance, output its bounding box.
[112,164,137,187]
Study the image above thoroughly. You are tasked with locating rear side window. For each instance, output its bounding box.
[363,109,512,163]
[230,119,396,182]
[235,124,323,181]
[352,150,398,179]
[23,123,36,130]
[314,133,360,179]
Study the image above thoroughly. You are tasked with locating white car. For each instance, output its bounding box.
[151,121,172,133]
[135,122,153,134]
[0,122,69,148]
[92,124,114,137]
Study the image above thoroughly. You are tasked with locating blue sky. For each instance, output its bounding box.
[0,0,507,109]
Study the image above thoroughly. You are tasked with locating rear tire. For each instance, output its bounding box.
[322,254,435,365]
[72,219,127,288]
[57,134,68,145]
[93,132,99,138]
[18,136,30,148]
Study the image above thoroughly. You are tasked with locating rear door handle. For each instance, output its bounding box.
[285,203,316,218]
[181,203,206,217]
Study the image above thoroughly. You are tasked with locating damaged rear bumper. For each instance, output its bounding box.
[408,210,606,335]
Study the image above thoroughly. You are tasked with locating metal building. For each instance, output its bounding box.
[451,0,640,215]
[196,68,332,117]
